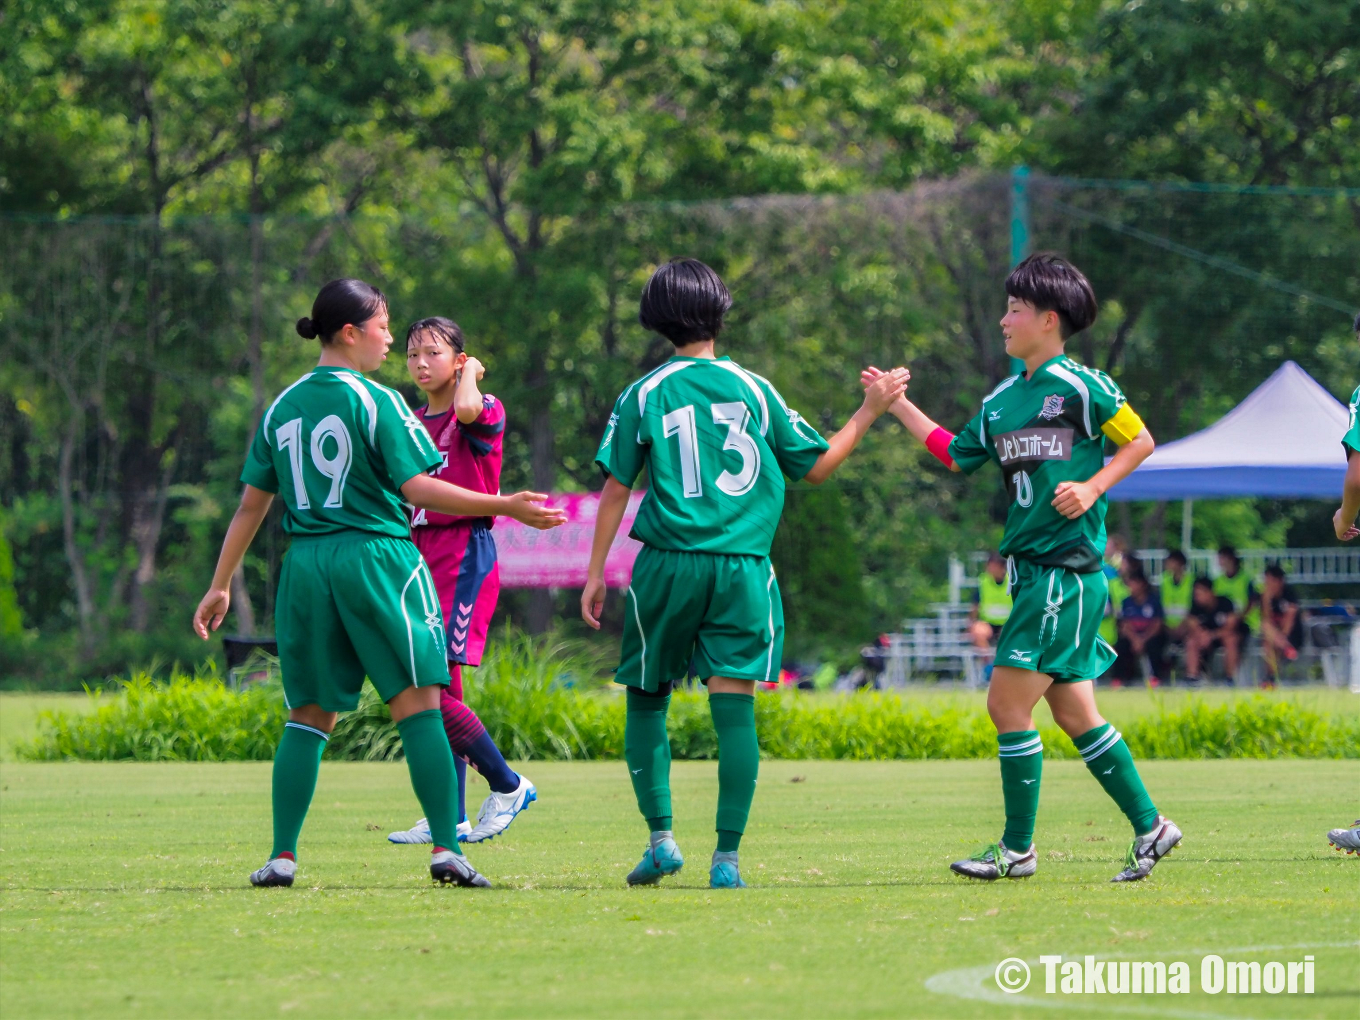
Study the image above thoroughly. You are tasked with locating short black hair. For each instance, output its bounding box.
[1005,253,1098,339]
[297,278,386,343]
[639,258,732,346]
[406,316,465,354]
[1193,575,1215,592]
[1126,565,1148,585]
[1164,549,1187,566]
[1217,545,1239,564]
[1264,563,1286,581]
[986,551,1006,566]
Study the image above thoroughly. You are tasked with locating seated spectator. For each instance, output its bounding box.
[1112,569,1167,685]
[969,552,1012,650]
[1185,576,1248,683]
[1213,545,1258,634]
[1259,564,1304,686]
[1159,549,1193,641]
[1100,534,1131,647]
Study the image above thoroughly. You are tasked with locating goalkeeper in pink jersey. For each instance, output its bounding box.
[386,316,536,846]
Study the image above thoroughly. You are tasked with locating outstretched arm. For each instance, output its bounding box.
[581,476,632,629]
[193,485,274,639]
[1335,452,1360,540]
[401,473,566,529]
[861,366,961,472]
[802,368,908,485]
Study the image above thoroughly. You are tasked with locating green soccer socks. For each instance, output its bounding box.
[397,709,461,851]
[625,688,673,832]
[710,693,759,852]
[997,730,1043,851]
[271,721,328,859]
[1074,723,1159,835]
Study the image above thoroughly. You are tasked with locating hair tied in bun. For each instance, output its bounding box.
[299,279,386,345]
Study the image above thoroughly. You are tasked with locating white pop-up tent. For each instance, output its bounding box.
[1106,360,1352,545]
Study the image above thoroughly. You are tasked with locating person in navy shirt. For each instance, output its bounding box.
[1112,565,1167,684]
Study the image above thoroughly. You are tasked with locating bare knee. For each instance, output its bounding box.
[1043,682,1105,738]
[288,704,338,733]
[387,683,441,723]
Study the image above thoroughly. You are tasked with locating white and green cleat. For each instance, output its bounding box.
[950,841,1037,880]
[1112,816,1182,882]
[626,836,684,886]
[1326,821,1360,854]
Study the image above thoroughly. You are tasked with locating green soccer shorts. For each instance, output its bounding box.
[275,531,449,712]
[616,546,784,693]
[993,557,1116,683]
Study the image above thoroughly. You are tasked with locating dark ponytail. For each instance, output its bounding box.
[405,316,466,353]
[296,278,387,343]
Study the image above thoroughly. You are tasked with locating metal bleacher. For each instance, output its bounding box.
[881,548,1360,689]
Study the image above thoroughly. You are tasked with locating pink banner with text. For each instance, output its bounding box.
[495,492,645,588]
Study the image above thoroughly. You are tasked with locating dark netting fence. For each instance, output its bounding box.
[3,173,1357,674]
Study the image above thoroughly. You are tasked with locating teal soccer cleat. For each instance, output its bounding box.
[709,851,747,889]
[626,837,684,886]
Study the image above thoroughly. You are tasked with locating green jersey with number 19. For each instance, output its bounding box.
[241,365,443,538]
[949,354,1146,573]
[595,356,830,556]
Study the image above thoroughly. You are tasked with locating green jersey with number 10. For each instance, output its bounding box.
[949,354,1145,574]
[241,366,443,538]
[595,356,830,556]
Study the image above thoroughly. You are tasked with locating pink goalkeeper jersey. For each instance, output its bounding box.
[410,394,506,528]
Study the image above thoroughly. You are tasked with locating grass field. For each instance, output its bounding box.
[2,756,1356,1019]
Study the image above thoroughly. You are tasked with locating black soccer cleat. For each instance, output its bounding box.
[430,849,491,888]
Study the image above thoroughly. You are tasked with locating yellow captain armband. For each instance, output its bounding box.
[1101,403,1145,445]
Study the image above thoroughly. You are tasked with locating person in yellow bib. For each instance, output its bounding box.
[1159,549,1193,642]
[970,552,1014,648]
[1213,546,1258,640]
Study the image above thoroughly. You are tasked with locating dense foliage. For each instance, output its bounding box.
[2,0,1357,682]
[20,655,1360,762]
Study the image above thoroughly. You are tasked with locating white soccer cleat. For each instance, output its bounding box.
[1112,815,1182,882]
[1326,821,1360,854]
[463,774,537,843]
[249,856,296,887]
[387,818,472,844]
[950,841,1037,880]
[389,817,431,844]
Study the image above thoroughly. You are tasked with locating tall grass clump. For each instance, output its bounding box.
[328,630,621,761]
[19,669,284,761]
[1125,696,1360,759]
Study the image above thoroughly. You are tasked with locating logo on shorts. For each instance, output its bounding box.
[1039,394,1065,420]
[1008,650,1033,663]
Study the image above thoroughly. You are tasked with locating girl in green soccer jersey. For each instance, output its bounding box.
[192,278,565,889]
[581,258,907,889]
[1326,310,1360,854]
[866,253,1183,883]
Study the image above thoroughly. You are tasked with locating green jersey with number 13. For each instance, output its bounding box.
[595,356,830,556]
[241,365,443,538]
